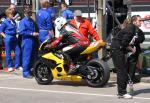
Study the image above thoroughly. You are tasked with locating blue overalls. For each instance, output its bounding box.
[19,17,37,77]
[36,8,53,44]
[47,7,57,32]
[0,18,21,69]
[47,7,57,21]
[61,9,74,20]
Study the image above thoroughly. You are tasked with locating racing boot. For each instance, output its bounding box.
[67,63,78,75]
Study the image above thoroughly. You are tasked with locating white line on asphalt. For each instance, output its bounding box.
[0,76,21,80]
[0,86,150,100]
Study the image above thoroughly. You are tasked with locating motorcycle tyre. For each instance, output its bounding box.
[34,60,53,85]
[85,59,110,87]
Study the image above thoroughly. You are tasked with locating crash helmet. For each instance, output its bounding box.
[55,17,67,31]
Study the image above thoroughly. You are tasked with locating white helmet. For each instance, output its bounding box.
[55,17,67,31]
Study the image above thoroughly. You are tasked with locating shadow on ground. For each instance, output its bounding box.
[133,88,150,96]
[50,80,116,88]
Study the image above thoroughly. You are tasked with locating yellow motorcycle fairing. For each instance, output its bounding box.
[42,53,66,78]
[81,40,106,55]
[42,53,82,81]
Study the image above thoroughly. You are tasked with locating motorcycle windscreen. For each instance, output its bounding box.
[81,40,106,54]
[39,39,49,51]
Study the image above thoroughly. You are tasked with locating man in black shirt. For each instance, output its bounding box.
[127,15,145,83]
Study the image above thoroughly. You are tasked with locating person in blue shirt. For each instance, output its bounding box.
[19,5,39,78]
[47,2,57,21]
[0,8,21,72]
[0,24,3,70]
[36,0,54,44]
[47,2,57,35]
[0,17,4,70]
[60,2,74,20]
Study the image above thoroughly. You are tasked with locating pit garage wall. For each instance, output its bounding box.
[0,0,10,5]
[132,0,150,5]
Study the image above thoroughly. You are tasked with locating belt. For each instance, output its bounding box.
[39,29,48,31]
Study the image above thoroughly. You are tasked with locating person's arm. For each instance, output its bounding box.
[0,21,6,38]
[126,46,136,54]
[135,29,145,44]
[121,25,136,48]
[49,30,54,38]
[46,14,54,37]
[61,11,67,19]
[87,19,101,41]
[48,35,62,48]
[19,20,38,37]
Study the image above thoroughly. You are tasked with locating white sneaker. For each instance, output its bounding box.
[17,67,23,71]
[118,94,133,99]
[8,67,14,72]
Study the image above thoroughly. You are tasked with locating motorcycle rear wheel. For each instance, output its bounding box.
[85,59,110,87]
[34,60,53,85]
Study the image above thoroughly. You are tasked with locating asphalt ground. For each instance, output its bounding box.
[0,71,150,103]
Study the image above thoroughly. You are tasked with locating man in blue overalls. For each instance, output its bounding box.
[36,0,54,44]
[0,8,21,72]
[0,21,3,70]
[47,2,57,35]
[19,4,39,78]
[60,2,74,20]
[47,2,57,22]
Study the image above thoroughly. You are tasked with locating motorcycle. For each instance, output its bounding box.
[33,39,110,87]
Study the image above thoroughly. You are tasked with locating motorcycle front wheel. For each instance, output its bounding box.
[85,59,110,87]
[34,60,53,85]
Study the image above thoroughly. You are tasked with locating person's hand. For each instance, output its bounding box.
[32,32,39,36]
[127,46,136,54]
[0,33,6,38]
[49,30,54,38]
[44,44,50,48]
[129,36,138,45]
[98,39,106,46]
[131,46,136,54]
[44,44,53,52]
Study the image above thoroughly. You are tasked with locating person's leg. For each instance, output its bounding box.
[63,44,86,74]
[13,39,21,69]
[64,44,86,58]
[0,36,3,69]
[0,45,2,69]
[22,39,33,77]
[4,37,13,69]
[112,50,128,95]
[30,39,37,73]
[127,54,139,82]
